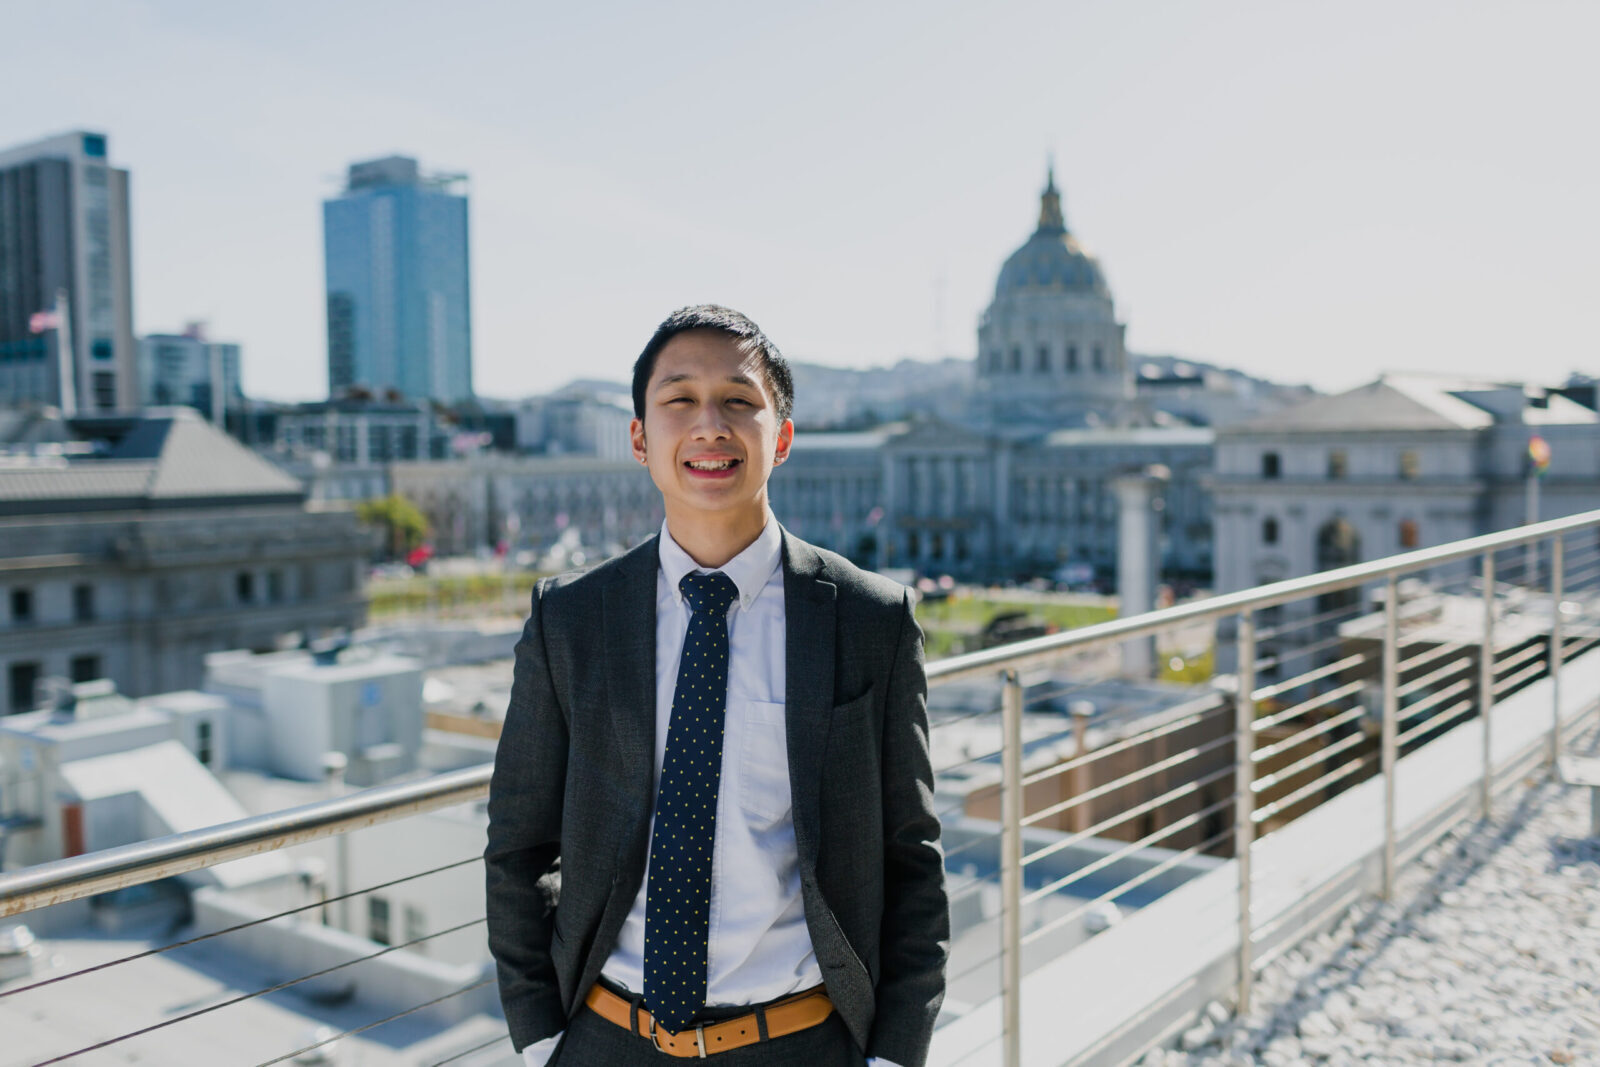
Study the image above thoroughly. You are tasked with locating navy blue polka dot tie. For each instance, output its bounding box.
[643,570,739,1034]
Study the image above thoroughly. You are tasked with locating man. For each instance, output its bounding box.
[486,305,948,1065]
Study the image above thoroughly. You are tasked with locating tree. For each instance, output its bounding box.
[356,494,429,561]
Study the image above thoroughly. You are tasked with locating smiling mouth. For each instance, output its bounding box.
[685,459,741,471]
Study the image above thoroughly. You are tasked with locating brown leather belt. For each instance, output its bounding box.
[583,982,834,1058]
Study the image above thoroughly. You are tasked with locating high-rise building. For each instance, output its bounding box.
[323,155,473,403]
[0,131,137,413]
[138,322,243,422]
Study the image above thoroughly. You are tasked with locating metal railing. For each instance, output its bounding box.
[3,508,1600,1066]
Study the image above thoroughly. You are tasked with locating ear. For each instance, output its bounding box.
[629,417,648,464]
[773,418,794,465]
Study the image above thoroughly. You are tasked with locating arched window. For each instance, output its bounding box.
[1262,517,1279,545]
[1261,452,1281,478]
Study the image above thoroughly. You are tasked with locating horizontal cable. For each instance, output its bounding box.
[1020,824,1234,947]
[1022,794,1235,906]
[1021,765,1235,871]
[1397,677,1475,724]
[1493,658,1549,697]
[1252,752,1376,824]
[1251,703,1367,765]
[1018,699,1229,789]
[1394,639,1472,678]
[34,917,487,1066]
[927,703,1002,732]
[1022,732,1235,829]
[0,854,483,1003]
[1492,641,1549,679]
[933,742,1010,778]
[1254,599,1367,643]
[1250,652,1368,703]
[1252,679,1365,735]
[1397,697,1475,749]
[1395,651,1476,699]
[256,975,497,1067]
[945,946,1006,987]
[1253,631,1362,675]
[1251,723,1371,795]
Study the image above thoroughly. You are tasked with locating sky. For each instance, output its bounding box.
[5,0,1597,402]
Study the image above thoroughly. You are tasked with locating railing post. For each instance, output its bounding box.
[1480,552,1496,818]
[1000,669,1024,1067]
[1233,610,1256,1013]
[1550,535,1564,768]
[1381,573,1399,899]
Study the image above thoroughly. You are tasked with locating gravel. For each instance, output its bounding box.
[1140,728,1600,1067]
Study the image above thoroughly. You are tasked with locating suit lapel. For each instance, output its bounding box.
[602,535,660,865]
[781,528,836,870]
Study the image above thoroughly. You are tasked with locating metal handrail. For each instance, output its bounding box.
[1,508,1597,1067]
[0,764,489,918]
[925,507,1600,685]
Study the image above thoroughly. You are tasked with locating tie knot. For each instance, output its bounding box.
[680,571,738,616]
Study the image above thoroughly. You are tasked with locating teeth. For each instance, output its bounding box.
[688,459,735,470]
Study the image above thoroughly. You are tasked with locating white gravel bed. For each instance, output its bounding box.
[1142,730,1600,1067]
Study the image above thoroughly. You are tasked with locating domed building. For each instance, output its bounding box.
[977,169,1134,426]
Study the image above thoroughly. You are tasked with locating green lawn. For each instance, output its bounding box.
[914,593,1117,659]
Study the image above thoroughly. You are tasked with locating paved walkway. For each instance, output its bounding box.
[1148,728,1600,1067]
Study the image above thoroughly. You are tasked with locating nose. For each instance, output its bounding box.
[690,401,731,439]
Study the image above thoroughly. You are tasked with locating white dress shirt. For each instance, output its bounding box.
[523,520,901,1066]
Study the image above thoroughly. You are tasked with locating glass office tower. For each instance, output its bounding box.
[323,156,472,402]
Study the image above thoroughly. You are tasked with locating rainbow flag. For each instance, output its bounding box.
[1528,435,1551,477]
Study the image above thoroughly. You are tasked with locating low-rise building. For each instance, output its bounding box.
[0,408,371,706]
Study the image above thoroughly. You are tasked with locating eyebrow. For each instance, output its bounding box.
[654,372,761,390]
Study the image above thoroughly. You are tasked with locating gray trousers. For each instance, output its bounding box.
[550,1003,866,1066]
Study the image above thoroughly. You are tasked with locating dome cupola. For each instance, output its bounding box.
[993,166,1110,299]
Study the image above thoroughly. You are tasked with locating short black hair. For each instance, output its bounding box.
[631,305,794,426]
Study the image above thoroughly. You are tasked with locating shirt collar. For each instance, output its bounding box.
[657,517,782,612]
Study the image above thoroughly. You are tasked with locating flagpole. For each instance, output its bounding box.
[54,288,77,417]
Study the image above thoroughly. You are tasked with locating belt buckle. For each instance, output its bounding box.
[648,1015,709,1059]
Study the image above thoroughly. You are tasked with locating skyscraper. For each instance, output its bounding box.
[323,155,473,403]
[0,131,137,412]
[138,322,243,423]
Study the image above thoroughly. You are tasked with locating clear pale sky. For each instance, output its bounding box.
[6,1,1596,401]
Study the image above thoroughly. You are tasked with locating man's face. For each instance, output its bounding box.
[630,329,793,520]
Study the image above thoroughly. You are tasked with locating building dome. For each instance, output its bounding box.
[993,168,1109,299]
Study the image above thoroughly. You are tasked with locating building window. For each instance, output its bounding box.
[9,588,33,624]
[1036,345,1050,372]
[1261,452,1280,479]
[368,896,391,945]
[1066,345,1078,371]
[1327,450,1348,479]
[1399,519,1420,549]
[236,572,254,604]
[70,655,100,683]
[404,904,427,948]
[196,720,213,766]
[1399,450,1419,480]
[267,570,284,604]
[8,662,40,713]
[1092,346,1104,371]
[1009,347,1022,373]
[1262,517,1279,545]
[73,584,95,622]
[93,371,116,409]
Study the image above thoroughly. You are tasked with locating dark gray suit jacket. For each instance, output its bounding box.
[485,529,948,1065]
